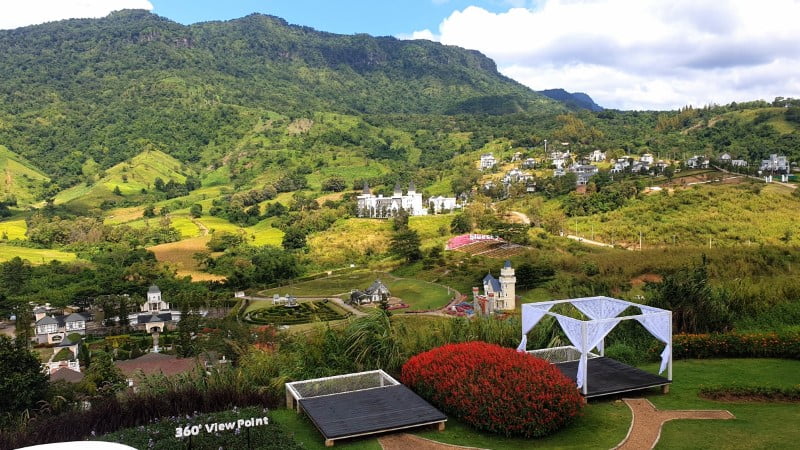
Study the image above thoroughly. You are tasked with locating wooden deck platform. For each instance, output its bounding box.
[298,384,446,446]
[554,357,671,398]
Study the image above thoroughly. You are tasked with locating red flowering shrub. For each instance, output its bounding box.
[401,341,584,438]
[663,332,800,359]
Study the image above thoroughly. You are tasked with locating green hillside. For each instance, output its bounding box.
[0,10,562,187]
[55,149,193,210]
[0,145,50,204]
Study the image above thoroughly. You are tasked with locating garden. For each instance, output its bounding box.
[242,300,351,326]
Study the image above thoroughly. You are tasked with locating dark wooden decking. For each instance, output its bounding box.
[554,357,671,398]
[299,384,446,443]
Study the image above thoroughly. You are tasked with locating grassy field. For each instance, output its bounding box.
[256,271,454,311]
[572,182,800,247]
[307,219,392,267]
[148,236,225,282]
[0,219,27,240]
[0,145,50,205]
[0,244,78,264]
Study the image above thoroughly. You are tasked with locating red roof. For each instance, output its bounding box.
[115,352,198,378]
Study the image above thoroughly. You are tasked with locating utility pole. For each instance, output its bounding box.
[544,139,548,155]
[639,232,643,251]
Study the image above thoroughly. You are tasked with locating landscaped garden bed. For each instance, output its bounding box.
[243,300,350,325]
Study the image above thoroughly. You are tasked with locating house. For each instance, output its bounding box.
[428,196,460,214]
[131,285,182,333]
[357,182,427,218]
[521,158,537,169]
[502,168,533,185]
[472,261,516,314]
[760,154,790,173]
[569,164,599,185]
[719,153,732,162]
[686,155,709,169]
[640,153,654,164]
[610,158,631,174]
[731,159,748,168]
[550,151,570,169]
[479,153,497,170]
[589,150,606,162]
[272,294,298,307]
[511,151,522,162]
[115,352,198,389]
[35,312,90,344]
[631,161,651,174]
[349,280,391,305]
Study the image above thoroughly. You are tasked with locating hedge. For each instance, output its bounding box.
[662,332,800,359]
[699,385,800,402]
[401,341,583,438]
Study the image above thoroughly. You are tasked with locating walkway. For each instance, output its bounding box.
[566,234,616,248]
[379,434,484,450]
[614,398,734,450]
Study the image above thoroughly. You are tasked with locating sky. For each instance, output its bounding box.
[1,0,800,110]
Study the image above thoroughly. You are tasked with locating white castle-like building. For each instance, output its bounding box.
[357,182,459,218]
[472,260,516,315]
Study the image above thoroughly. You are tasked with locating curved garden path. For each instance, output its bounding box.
[613,398,735,450]
[379,434,484,450]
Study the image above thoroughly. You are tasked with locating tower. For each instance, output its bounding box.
[498,260,516,310]
[145,285,168,312]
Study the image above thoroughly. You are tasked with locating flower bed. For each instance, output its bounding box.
[664,332,800,359]
[401,341,583,438]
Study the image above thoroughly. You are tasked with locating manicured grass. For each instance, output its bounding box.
[643,358,800,450]
[257,272,454,311]
[270,409,381,450]
[0,219,27,240]
[243,300,350,325]
[0,244,78,264]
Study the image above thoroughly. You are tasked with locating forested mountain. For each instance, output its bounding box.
[0,9,562,186]
[538,89,603,111]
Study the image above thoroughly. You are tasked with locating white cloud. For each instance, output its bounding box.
[414,0,800,109]
[0,0,154,30]
[396,28,441,42]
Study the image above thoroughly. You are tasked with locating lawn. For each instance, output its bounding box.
[273,358,799,449]
[0,244,78,264]
[0,219,27,240]
[257,272,454,311]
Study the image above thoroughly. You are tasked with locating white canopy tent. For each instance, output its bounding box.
[517,296,672,395]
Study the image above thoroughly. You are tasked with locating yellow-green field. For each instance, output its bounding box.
[307,218,392,266]
[0,244,78,264]
[148,236,225,282]
[0,145,50,205]
[0,219,27,240]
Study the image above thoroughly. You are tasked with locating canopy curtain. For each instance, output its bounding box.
[636,306,672,374]
[516,304,554,351]
[556,315,623,389]
[572,299,630,353]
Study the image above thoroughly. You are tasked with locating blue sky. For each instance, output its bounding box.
[1,1,799,110]
[150,0,525,37]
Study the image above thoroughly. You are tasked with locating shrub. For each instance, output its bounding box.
[698,385,800,402]
[401,341,583,438]
[664,332,800,359]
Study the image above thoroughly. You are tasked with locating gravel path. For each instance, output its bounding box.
[614,398,735,450]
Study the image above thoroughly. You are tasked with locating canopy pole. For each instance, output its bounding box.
[581,321,588,396]
[667,311,673,381]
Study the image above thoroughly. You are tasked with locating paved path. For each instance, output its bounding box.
[614,398,734,450]
[507,210,531,225]
[566,234,616,248]
[379,434,484,450]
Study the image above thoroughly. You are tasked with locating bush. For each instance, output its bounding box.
[698,384,800,402]
[664,332,800,359]
[605,342,643,365]
[401,341,583,438]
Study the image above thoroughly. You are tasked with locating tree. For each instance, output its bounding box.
[0,335,48,418]
[321,176,347,192]
[176,302,200,357]
[81,351,126,397]
[392,208,409,231]
[450,213,472,234]
[189,203,203,218]
[112,185,122,196]
[282,226,307,251]
[390,229,422,262]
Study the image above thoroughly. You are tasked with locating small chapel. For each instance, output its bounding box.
[472,260,516,315]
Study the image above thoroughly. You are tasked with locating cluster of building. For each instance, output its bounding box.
[612,154,669,174]
[356,182,461,218]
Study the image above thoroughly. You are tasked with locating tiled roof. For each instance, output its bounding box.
[148,284,161,294]
[483,273,501,292]
[50,367,84,383]
[115,352,197,378]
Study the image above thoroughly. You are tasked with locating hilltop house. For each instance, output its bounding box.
[640,153,654,164]
[731,159,748,168]
[357,182,427,218]
[589,150,606,162]
[502,168,533,185]
[472,261,516,315]
[760,154,790,173]
[35,312,90,344]
[521,158,537,169]
[569,164,599,185]
[719,153,732,162]
[610,157,631,173]
[479,153,497,170]
[349,280,391,305]
[550,151,570,169]
[686,155,709,169]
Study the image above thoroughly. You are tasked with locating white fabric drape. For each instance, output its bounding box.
[556,315,623,389]
[516,304,554,351]
[636,306,671,374]
[572,298,629,353]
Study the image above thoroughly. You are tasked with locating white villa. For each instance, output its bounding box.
[357,182,427,218]
[132,285,181,333]
[686,155,710,169]
[479,153,497,170]
[473,261,516,315]
[502,168,533,185]
[349,280,391,305]
[569,164,599,185]
[550,151,571,169]
[589,150,606,162]
[428,196,460,214]
[640,153,655,164]
[760,154,790,173]
[731,159,748,168]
